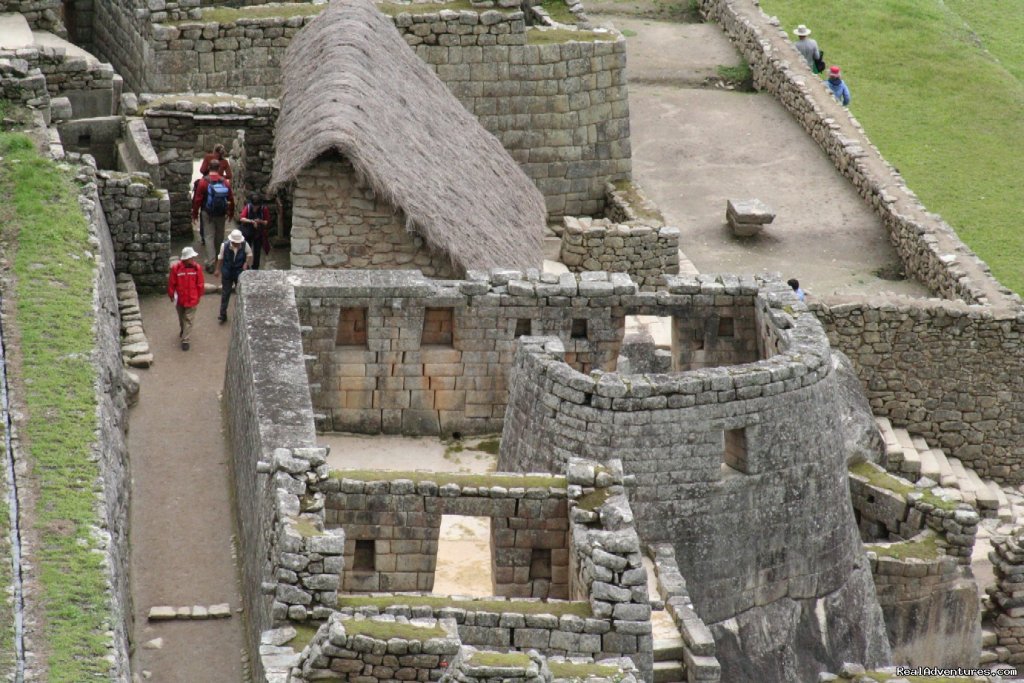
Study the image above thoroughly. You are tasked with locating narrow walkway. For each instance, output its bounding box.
[128,286,245,681]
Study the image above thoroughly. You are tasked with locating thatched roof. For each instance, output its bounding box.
[269,0,546,273]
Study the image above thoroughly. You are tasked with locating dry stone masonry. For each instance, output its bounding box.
[97,170,171,292]
[559,217,679,290]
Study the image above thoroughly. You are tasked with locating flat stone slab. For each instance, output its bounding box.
[727,199,775,237]
[0,13,33,50]
[148,606,176,621]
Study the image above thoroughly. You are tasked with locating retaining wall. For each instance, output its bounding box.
[0,46,117,119]
[0,0,64,33]
[95,170,171,292]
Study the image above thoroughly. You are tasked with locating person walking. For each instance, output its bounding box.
[167,246,205,350]
[192,159,235,274]
[199,143,232,180]
[787,278,806,302]
[826,65,851,105]
[793,25,824,73]
[214,229,253,324]
[238,193,271,270]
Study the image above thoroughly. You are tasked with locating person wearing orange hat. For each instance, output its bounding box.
[826,65,851,106]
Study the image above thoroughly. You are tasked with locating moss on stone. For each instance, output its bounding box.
[343,618,447,640]
[473,437,501,455]
[575,487,611,512]
[527,28,616,44]
[337,594,592,617]
[610,179,665,226]
[140,94,254,112]
[329,469,565,489]
[548,661,624,680]
[849,462,914,497]
[865,532,940,561]
[286,622,323,653]
[378,0,516,16]
[292,518,323,537]
[466,651,533,668]
[184,2,325,24]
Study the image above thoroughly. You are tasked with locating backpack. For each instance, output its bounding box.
[203,177,230,217]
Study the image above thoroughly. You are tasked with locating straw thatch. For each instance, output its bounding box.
[269,0,547,273]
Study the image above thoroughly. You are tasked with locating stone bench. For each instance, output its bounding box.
[726,199,775,237]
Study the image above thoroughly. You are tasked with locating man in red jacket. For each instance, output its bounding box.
[191,159,235,273]
[167,246,205,351]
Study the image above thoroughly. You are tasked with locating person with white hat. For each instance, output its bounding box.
[214,228,253,324]
[793,25,823,73]
[167,246,205,351]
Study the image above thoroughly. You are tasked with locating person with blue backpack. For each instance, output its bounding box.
[191,159,235,273]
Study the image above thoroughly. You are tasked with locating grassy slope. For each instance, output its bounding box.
[0,130,111,680]
[759,0,1024,293]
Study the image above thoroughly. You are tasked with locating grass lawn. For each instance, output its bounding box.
[0,124,112,680]
[759,0,1024,293]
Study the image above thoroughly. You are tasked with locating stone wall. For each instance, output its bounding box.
[394,9,526,47]
[0,0,64,34]
[95,170,171,292]
[291,157,457,277]
[140,96,277,234]
[92,0,151,95]
[0,46,116,119]
[118,118,162,182]
[223,272,321,681]
[817,298,1024,482]
[322,470,569,597]
[72,157,134,680]
[0,56,49,109]
[498,277,891,681]
[559,217,678,290]
[293,615,461,683]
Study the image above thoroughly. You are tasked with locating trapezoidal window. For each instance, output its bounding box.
[571,318,588,340]
[422,308,454,346]
[353,539,375,572]
[336,307,368,347]
[717,316,735,338]
[722,428,748,474]
[529,548,552,580]
[514,318,532,338]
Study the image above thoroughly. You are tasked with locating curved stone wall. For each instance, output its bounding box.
[498,276,890,679]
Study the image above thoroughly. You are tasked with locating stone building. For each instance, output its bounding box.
[267,0,547,276]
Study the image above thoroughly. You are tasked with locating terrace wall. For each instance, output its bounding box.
[559,218,679,290]
[0,46,117,119]
[95,170,171,292]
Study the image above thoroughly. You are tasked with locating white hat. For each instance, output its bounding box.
[794,24,811,37]
[228,229,245,243]
[181,246,199,260]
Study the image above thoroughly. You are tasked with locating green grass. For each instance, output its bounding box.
[342,618,447,640]
[548,661,624,679]
[574,486,611,512]
[865,532,940,561]
[539,0,578,25]
[716,62,752,89]
[338,594,592,617]
[286,622,323,652]
[527,28,616,44]
[473,437,501,455]
[329,469,565,489]
[849,462,914,497]
[759,0,1024,294]
[466,651,533,668]
[379,0,515,16]
[0,129,111,679]
[0,437,13,678]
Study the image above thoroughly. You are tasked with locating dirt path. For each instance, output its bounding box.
[128,274,245,682]
[592,10,931,298]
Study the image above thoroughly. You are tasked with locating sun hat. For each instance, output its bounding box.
[794,24,811,37]
[228,229,245,243]
[829,65,841,76]
[180,246,199,260]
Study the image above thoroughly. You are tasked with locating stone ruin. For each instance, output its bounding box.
[6,0,1024,678]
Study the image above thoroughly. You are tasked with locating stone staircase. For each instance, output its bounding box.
[875,417,1006,520]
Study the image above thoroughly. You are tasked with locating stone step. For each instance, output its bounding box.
[965,466,998,513]
[912,436,940,482]
[986,479,1013,523]
[946,457,977,506]
[676,249,700,277]
[931,446,959,488]
[653,636,685,662]
[875,417,903,470]
[892,428,920,476]
[982,628,997,648]
[652,660,685,683]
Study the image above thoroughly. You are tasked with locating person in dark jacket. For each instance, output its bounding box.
[239,194,271,270]
[167,246,205,350]
[826,65,851,106]
[214,229,252,323]
[199,143,232,180]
